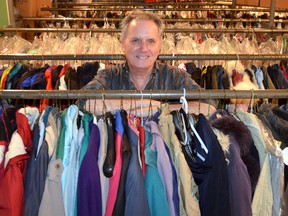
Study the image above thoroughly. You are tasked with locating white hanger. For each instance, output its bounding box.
[188,115,208,154]
[180,88,188,114]
[180,88,209,155]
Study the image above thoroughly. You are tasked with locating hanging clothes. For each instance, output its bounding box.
[210,111,253,216]
[38,107,65,216]
[144,123,171,216]
[124,114,150,216]
[23,107,51,216]
[112,110,132,216]
[105,110,123,216]
[235,110,274,216]
[145,120,177,216]
[158,104,200,216]
[97,117,109,216]
[61,105,79,216]
[0,107,39,216]
[175,112,231,216]
[77,120,102,216]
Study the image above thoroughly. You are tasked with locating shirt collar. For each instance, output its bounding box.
[123,61,160,75]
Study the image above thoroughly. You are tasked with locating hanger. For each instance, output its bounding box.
[188,114,208,155]
[232,89,242,121]
[180,88,208,155]
[120,89,123,110]
[147,89,154,121]
[140,89,144,126]
[233,89,238,115]
[248,89,255,113]
[198,88,201,114]
[101,91,107,115]
[222,88,228,110]
[180,88,188,114]
[128,90,133,117]
[207,90,211,117]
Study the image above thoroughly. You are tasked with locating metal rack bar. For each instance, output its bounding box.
[0,89,287,100]
[22,17,288,23]
[1,27,288,33]
[269,0,277,28]
[0,54,287,61]
[40,7,288,12]
[54,1,229,7]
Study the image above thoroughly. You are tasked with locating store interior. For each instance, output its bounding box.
[0,1,288,216]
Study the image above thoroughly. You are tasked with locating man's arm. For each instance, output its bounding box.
[84,99,216,117]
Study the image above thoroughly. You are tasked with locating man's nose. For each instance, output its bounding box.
[139,42,148,51]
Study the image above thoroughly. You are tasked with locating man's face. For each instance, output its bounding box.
[122,19,161,73]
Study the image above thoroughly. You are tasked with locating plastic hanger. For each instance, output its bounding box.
[180,88,208,155]
[180,88,188,114]
[188,115,208,154]
[248,89,255,113]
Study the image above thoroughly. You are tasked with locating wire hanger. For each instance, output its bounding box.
[140,89,144,126]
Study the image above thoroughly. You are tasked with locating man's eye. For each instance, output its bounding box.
[132,39,140,43]
[148,40,155,44]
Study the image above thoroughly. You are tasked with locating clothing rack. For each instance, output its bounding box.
[0,89,287,100]
[54,1,230,7]
[40,7,288,13]
[22,17,288,24]
[1,27,288,33]
[0,54,287,61]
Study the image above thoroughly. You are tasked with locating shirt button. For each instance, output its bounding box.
[55,164,60,169]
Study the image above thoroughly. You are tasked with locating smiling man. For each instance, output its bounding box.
[83,10,215,115]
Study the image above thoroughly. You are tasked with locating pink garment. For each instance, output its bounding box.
[135,117,146,176]
[104,129,123,216]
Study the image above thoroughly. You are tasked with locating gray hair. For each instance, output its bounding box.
[120,10,164,44]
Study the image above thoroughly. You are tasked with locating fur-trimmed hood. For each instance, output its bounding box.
[211,115,252,157]
[211,114,260,193]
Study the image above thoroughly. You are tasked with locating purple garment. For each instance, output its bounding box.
[77,122,102,216]
[227,136,252,216]
[145,120,175,216]
[164,144,180,216]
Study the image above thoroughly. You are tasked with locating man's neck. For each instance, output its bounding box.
[128,65,154,90]
[129,71,152,90]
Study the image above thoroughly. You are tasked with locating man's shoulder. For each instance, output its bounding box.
[156,61,189,76]
[100,63,124,72]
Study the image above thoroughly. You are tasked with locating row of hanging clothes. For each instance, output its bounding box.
[0,91,287,216]
[55,3,288,29]
[178,59,288,106]
[0,58,287,109]
[1,19,287,56]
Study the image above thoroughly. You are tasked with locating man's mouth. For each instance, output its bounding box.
[137,55,149,59]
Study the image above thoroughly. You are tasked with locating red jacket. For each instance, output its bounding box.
[0,108,35,216]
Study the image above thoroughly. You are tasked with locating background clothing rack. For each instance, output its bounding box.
[1,27,288,33]
[0,89,287,100]
[54,1,228,7]
[40,7,288,13]
[1,54,288,61]
[23,17,287,24]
